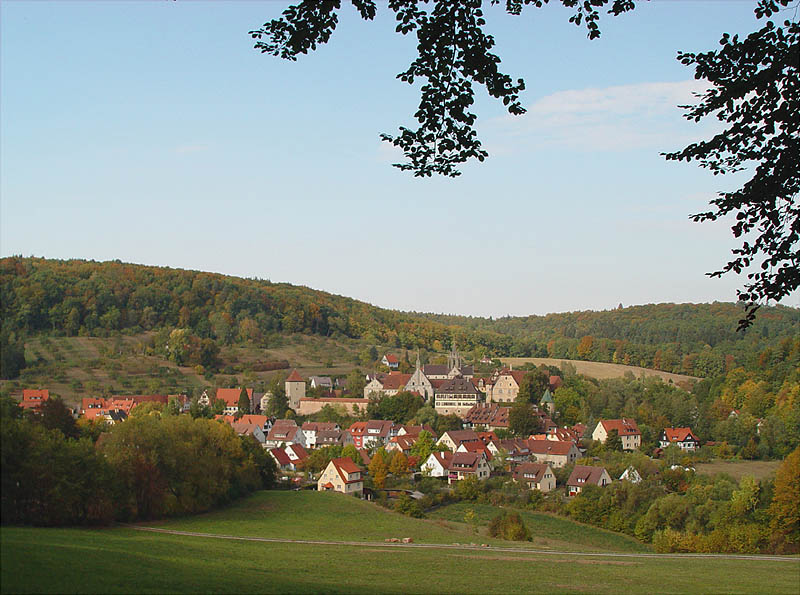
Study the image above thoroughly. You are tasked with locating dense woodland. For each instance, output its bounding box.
[0,397,277,526]
[2,257,799,380]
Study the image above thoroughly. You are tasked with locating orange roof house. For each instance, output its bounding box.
[20,389,50,410]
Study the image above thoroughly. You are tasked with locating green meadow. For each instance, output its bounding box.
[2,491,798,594]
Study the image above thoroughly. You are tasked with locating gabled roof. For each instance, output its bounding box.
[549,427,579,443]
[527,439,576,456]
[383,354,399,364]
[540,388,553,404]
[549,376,563,390]
[423,364,450,376]
[496,369,527,385]
[237,414,269,428]
[391,435,417,451]
[286,369,304,383]
[364,420,394,436]
[449,451,483,471]
[348,421,368,436]
[309,376,333,387]
[440,430,480,446]
[317,429,346,444]
[269,448,292,466]
[398,424,437,439]
[231,422,259,436]
[429,451,454,468]
[463,403,509,427]
[266,419,299,441]
[215,388,253,407]
[330,457,362,484]
[599,418,641,436]
[513,462,550,483]
[457,441,493,461]
[567,465,610,487]
[437,377,480,395]
[662,427,699,442]
[380,373,411,390]
[286,443,308,461]
[22,388,50,402]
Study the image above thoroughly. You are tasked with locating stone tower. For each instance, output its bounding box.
[285,369,306,411]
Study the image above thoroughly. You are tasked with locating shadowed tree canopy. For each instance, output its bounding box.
[251,0,799,327]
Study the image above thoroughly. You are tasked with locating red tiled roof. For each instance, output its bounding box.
[380,373,412,391]
[22,389,50,401]
[441,430,480,445]
[663,427,699,442]
[458,441,493,461]
[331,457,362,484]
[464,403,509,427]
[270,448,292,466]
[431,451,454,468]
[527,439,576,456]
[267,420,299,441]
[286,444,309,460]
[238,414,269,428]
[449,452,482,471]
[216,388,253,407]
[286,369,304,382]
[383,354,399,364]
[348,421,367,436]
[600,418,641,437]
[567,465,609,487]
[513,462,550,483]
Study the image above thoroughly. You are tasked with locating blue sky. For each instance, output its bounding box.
[2,0,795,317]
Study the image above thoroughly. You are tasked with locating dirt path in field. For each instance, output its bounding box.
[125,526,799,563]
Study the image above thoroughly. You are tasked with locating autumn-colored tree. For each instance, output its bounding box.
[389,451,409,476]
[768,446,800,553]
[577,335,594,359]
[368,453,388,489]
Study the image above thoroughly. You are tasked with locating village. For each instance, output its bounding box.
[16,344,703,503]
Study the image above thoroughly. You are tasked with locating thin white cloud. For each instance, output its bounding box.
[490,80,717,152]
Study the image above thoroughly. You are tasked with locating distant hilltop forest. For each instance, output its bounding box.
[2,257,799,378]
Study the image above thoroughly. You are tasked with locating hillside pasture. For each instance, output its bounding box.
[3,334,390,407]
[501,357,697,385]
[694,460,782,482]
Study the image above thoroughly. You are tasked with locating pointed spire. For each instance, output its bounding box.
[415,349,421,371]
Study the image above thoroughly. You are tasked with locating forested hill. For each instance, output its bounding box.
[2,257,798,377]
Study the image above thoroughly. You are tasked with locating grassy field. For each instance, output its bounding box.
[428,501,651,553]
[3,491,799,594]
[501,357,697,385]
[149,491,513,546]
[695,460,782,481]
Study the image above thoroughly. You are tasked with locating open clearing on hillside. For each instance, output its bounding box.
[695,460,782,481]
[501,357,697,384]
[3,333,393,407]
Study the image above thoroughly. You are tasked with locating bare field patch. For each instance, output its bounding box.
[501,357,697,385]
[695,460,782,481]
